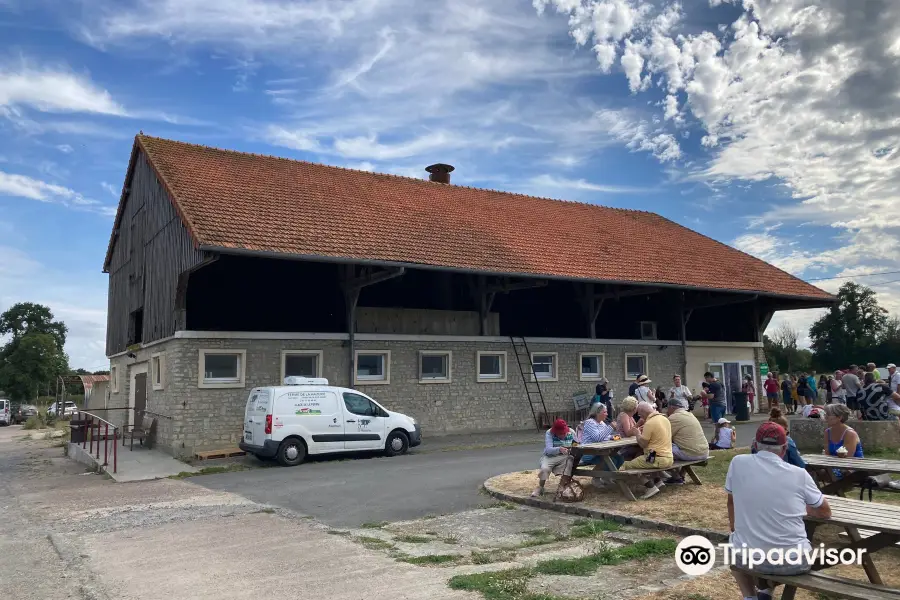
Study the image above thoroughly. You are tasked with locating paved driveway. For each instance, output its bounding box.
[196,444,543,527]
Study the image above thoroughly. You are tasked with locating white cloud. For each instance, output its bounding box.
[56,144,74,153]
[0,63,126,116]
[528,173,653,194]
[100,181,119,198]
[0,169,115,215]
[0,245,108,370]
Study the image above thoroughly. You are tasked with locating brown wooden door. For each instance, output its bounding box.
[134,373,147,426]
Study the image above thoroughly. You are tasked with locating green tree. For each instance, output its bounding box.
[0,303,69,401]
[810,282,888,368]
[0,334,68,401]
[0,302,67,349]
[766,323,802,373]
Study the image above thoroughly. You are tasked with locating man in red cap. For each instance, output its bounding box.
[726,422,831,600]
[532,418,575,497]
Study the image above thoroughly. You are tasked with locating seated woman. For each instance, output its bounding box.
[859,372,900,420]
[532,418,575,498]
[709,417,735,450]
[616,396,642,462]
[823,403,862,480]
[580,402,623,472]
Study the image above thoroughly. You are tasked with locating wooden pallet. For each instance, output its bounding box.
[194,448,246,460]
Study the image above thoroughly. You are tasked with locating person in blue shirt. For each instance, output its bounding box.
[751,409,805,468]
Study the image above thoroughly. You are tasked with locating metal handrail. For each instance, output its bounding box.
[73,410,118,474]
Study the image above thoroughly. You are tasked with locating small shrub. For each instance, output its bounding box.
[23,415,44,430]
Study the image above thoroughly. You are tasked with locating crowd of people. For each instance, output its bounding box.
[761,362,900,421]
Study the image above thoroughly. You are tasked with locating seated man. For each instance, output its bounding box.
[727,422,831,600]
[664,397,708,485]
[532,418,574,497]
[621,401,674,499]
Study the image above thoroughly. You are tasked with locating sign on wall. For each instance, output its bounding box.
[760,363,769,376]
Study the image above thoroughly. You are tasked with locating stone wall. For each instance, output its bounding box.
[110,335,683,458]
[789,417,900,451]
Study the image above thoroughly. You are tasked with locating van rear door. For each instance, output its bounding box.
[243,389,271,445]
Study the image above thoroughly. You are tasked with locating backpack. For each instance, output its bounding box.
[555,476,585,503]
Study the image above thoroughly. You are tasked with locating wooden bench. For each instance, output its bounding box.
[572,458,709,501]
[838,528,900,547]
[730,566,900,600]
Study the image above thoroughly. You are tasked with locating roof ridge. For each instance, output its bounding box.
[135,134,653,216]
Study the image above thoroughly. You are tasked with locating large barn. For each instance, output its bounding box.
[103,134,833,457]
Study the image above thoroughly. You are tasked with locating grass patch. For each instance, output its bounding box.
[486,501,519,510]
[442,534,460,545]
[534,539,677,576]
[568,518,621,538]
[254,507,276,514]
[393,534,431,544]
[327,530,351,536]
[355,536,394,550]
[472,549,517,565]
[169,464,248,479]
[361,521,389,529]
[518,528,567,548]
[397,554,461,566]
[448,569,565,600]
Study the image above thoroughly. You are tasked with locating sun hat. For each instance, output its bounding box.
[717,417,730,425]
[756,421,787,447]
[636,375,651,385]
[888,363,897,369]
[550,418,568,436]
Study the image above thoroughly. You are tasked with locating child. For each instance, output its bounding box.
[700,382,710,419]
[709,417,735,450]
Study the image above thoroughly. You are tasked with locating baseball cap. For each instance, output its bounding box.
[717,417,730,425]
[755,421,787,446]
[888,364,897,369]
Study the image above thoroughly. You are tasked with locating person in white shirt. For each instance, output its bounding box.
[888,364,900,393]
[668,374,692,407]
[830,371,845,405]
[633,375,654,405]
[726,422,831,600]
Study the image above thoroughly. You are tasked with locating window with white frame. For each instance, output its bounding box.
[419,351,451,383]
[477,351,507,382]
[354,351,390,385]
[579,353,605,381]
[198,349,246,388]
[625,353,648,381]
[151,353,165,390]
[531,353,558,381]
[110,365,118,393]
[640,321,658,340]
[281,350,323,381]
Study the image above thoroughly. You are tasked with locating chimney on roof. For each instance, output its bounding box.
[426,163,454,184]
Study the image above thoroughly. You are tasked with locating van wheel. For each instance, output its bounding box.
[277,438,306,467]
[384,431,409,457]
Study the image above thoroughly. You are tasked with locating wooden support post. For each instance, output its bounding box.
[679,293,688,378]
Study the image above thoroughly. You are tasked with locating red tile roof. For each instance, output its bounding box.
[109,134,832,301]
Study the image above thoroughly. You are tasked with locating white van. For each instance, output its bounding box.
[0,399,9,425]
[239,377,421,466]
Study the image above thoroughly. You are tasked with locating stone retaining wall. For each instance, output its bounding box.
[789,417,900,451]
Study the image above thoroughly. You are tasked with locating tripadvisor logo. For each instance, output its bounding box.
[674,535,867,576]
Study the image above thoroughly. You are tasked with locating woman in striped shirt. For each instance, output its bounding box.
[580,402,622,470]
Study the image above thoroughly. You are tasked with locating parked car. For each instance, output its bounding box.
[47,401,78,417]
[0,399,10,426]
[239,376,421,466]
[11,404,37,425]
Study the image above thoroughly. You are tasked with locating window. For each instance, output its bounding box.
[151,353,165,390]
[128,308,144,345]
[281,350,323,381]
[419,351,451,383]
[530,353,558,382]
[640,321,657,340]
[625,353,648,381]
[198,349,247,388]
[579,353,605,381]
[354,351,391,385]
[477,351,507,383]
[110,366,118,393]
[342,392,388,418]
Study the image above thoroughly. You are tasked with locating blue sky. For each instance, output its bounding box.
[2,0,899,370]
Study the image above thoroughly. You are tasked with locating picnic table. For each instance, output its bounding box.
[570,437,708,501]
[733,495,900,599]
[802,454,900,497]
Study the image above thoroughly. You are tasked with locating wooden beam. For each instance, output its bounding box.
[485,278,548,294]
[593,287,661,301]
[684,294,758,311]
[342,266,405,292]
